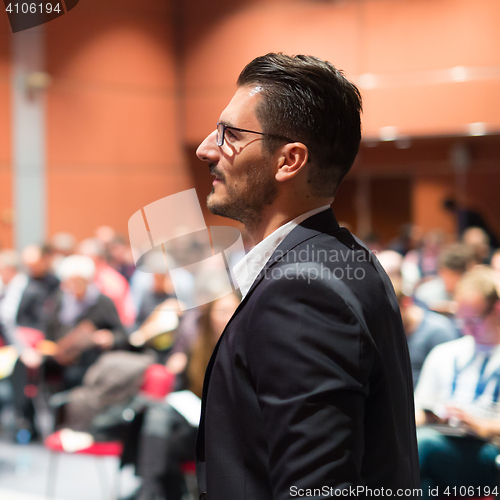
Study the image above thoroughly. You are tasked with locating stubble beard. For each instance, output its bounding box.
[207,160,278,234]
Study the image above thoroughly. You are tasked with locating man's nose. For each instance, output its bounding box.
[196,130,219,163]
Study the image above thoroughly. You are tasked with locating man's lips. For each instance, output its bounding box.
[209,166,225,184]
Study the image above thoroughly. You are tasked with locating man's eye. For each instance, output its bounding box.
[225,129,237,141]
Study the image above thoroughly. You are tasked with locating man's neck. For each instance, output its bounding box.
[247,200,332,244]
[473,324,500,347]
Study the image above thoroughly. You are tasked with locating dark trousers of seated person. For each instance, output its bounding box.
[10,359,38,436]
[418,427,500,498]
[136,402,197,500]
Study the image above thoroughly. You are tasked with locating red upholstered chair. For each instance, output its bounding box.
[44,430,124,500]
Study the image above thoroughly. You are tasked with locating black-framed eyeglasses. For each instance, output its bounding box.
[216,122,294,148]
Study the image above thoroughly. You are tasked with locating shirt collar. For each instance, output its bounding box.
[233,205,331,298]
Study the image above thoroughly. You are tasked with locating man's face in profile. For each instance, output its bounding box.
[196,86,278,228]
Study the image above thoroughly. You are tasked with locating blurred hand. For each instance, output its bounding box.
[20,347,43,369]
[446,405,500,439]
[92,329,114,350]
[166,351,188,375]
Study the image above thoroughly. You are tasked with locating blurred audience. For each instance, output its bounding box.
[390,274,458,389]
[0,250,40,441]
[77,238,136,327]
[134,274,176,331]
[378,249,458,390]
[415,267,500,495]
[389,223,422,257]
[414,243,475,315]
[108,235,136,282]
[43,255,128,390]
[377,250,403,278]
[0,250,28,349]
[2,217,500,498]
[129,291,240,500]
[49,232,77,271]
[443,197,499,249]
[462,226,492,265]
[19,244,60,330]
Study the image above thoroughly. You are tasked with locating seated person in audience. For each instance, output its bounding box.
[18,244,60,330]
[133,273,176,331]
[0,249,38,440]
[43,255,128,390]
[463,227,494,265]
[0,250,29,350]
[109,235,137,282]
[77,238,136,328]
[414,243,474,315]
[390,274,458,389]
[415,267,500,495]
[13,245,60,440]
[128,291,240,500]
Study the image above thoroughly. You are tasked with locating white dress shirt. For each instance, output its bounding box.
[415,335,500,420]
[233,205,331,298]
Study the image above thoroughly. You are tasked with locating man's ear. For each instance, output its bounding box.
[275,143,309,182]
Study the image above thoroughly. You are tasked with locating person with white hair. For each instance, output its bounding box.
[43,255,128,390]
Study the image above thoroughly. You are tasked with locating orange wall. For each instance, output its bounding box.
[466,171,500,241]
[1,0,499,247]
[412,176,456,237]
[182,0,500,144]
[356,136,500,243]
[0,14,12,249]
[45,0,191,241]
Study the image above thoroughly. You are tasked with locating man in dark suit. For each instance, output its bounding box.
[195,53,420,499]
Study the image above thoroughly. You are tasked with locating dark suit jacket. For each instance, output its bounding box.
[196,209,420,499]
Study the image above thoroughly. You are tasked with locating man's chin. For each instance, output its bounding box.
[207,195,243,223]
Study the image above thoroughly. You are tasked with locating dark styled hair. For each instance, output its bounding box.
[237,53,362,197]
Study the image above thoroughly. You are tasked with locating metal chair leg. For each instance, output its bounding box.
[113,462,122,500]
[45,451,59,500]
[95,456,110,500]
